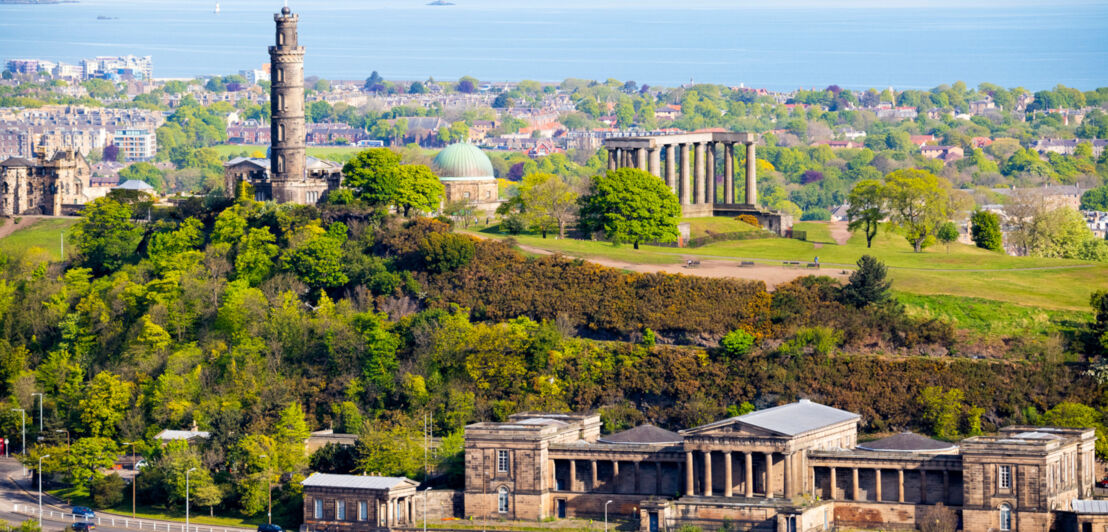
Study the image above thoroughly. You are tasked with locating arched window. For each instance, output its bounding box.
[277,155,285,173]
[999,504,1012,531]
[497,487,509,514]
[277,124,285,142]
[277,69,284,83]
[277,94,285,110]
[1,182,7,194]
[278,32,285,46]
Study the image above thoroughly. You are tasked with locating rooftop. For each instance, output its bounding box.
[856,432,958,453]
[301,472,415,491]
[686,399,859,437]
[599,424,682,445]
[154,429,210,441]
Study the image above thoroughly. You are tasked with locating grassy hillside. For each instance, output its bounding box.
[210,144,364,164]
[0,217,78,261]
[483,220,1107,312]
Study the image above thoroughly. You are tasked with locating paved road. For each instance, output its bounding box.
[0,458,250,532]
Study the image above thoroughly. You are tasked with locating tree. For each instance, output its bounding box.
[71,196,145,271]
[1026,207,1097,259]
[883,168,951,252]
[846,179,886,248]
[273,402,310,472]
[720,329,755,357]
[91,473,125,508]
[1091,290,1108,354]
[235,227,280,286]
[310,442,358,474]
[407,81,427,95]
[518,173,579,239]
[419,232,476,273]
[393,165,444,216]
[970,210,1003,251]
[363,71,384,92]
[918,503,958,532]
[1082,185,1108,211]
[118,162,167,192]
[937,221,959,253]
[65,437,121,491]
[578,168,681,249]
[456,76,478,94]
[839,255,891,308]
[919,386,965,440]
[78,371,133,437]
[341,148,402,206]
[282,224,349,289]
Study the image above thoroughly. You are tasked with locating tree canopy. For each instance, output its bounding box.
[578,168,681,249]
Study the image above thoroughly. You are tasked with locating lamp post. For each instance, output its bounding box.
[123,442,137,518]
[604,500,613,532]
[55,428,69,449]
[259,454,272,524]
[31,393,43,433]
[38,454,50,528]
[186,467,197,532]
[11,408,24,455]
[423,487,431,532]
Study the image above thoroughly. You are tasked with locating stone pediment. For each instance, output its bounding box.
[684,419,782,438]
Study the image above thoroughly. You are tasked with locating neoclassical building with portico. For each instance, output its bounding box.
[463,399,1100,532]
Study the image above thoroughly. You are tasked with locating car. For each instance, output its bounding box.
[72,507,95,519]
[134,458,147,470]
[71,523,96,532]
[257,525,282,532]
[1097,477,1108,489]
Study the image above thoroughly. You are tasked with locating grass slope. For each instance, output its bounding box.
[210,144,364,164]
[49,487,263,528]
[0,218,79,261]
[485,220,1107,311]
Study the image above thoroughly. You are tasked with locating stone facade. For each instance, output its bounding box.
[301,474,418,532]
[442,178,499,213]
[462,401,1099,532]
[1,148,91,216]
[603,132,792,236]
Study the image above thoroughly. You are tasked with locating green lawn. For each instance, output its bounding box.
[897,293,1092,339]
[49,487,263,529]
[481,221,1108,311]
[681,216,759,239]
[210,144,364,164]
[0,218,79,261]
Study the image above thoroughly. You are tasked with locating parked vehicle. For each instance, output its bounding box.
[257,525,282,532]
[1097,477,1108,488]
[134,458,147,470]
[71,522,96,532]
[72,507,95,519]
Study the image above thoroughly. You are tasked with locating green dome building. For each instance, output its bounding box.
[432,143,500,213]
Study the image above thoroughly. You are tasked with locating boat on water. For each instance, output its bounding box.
[96,15,118,20]
[427,0,455,5]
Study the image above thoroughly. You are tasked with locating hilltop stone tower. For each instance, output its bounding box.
[269,4,307,202]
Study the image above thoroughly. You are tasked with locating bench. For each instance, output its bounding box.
[739,261,755,268]
[783,261,801,267]
[807,263,820,269]
[685,260,701,268]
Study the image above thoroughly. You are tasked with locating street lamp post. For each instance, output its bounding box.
[11,408,24,455]
[31,393,43,433]
[55,428,69,449]
[38,454,50,528]
[123,442,137,518]
[604,500,613,532]
[186,467,197,532]
[259,454,272,524]
[423,487,431,532]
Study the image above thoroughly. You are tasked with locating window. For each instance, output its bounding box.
[277,69,284,82]
[336,500,346,520]
[277,124,285,142]
[998,465,1012,489]
[313,499,323,519]
[277,94,285,110]
[277,155,285,173]
[358,501,367,522]
[497,450,509,473]
[278,32,285,46]
[497,487,509,513]
[999,504,1012,531]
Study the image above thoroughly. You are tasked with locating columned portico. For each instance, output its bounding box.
[664,144,676,191]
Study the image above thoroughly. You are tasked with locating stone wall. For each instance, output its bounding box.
[410,490,462,522]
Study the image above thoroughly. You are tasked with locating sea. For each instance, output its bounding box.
[0,0,1106,91]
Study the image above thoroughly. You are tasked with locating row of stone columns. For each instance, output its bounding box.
[555,458,667,495]
[823,467,951,504]
[684,450,792,499]
[606,141,757,207]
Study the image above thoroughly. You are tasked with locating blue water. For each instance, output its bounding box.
[0,0,1106,90]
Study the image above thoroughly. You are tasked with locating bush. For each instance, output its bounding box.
[91,473,125,508]
[800,208,830,221]
[970,210,1003,251]
[419,232,476,273]
[721,329,755,357]
[500,213,525,235]
[736,214,759,227]
[839,255,891,308]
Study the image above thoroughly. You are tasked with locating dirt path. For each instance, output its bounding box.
[514,242,848,289]
[828,221,851,245]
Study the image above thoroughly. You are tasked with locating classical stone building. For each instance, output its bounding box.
[301,473,419,531]
[602,132,792,235]
[432,143,500,214]
[0,148,91,216]
[224,6,342,204]
[463,400,1100,532]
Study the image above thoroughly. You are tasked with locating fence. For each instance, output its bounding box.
[11,504,254,532]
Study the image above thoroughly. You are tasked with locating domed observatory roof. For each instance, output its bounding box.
[856,432,958,454]
[432,143,495,181]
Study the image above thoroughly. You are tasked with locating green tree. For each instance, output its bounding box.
[970,210,1003,251]
[78,372,132,437]
[839,255,891,308]
[578,168,680,249]
[883,168,951,252]
[419,232,476,273]
[91,473,125,508]
[356,423,425,479]
[341,148,402,206]
[919,386,964,440]
[937,221,959,253]
[235,227,280,285]
[65,437,121,490]
[118,162,167,192]
[1028,207,1097,259]
[1092,290,1108,354]
[273,402,310,473]
[720,329,755,357]
[1081,185,1108,211]
[1041,402,1108,456]
[846,179,886,248]
[71,197,144,273]
[393,165,444,217]
[282,224,349,289]
[518,173,579,239]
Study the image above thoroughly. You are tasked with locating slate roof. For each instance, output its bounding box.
[856,432,957,453]
[599,424,682,445]
[301,472,415,490]
[686,399,859,437]
[0,157,34,167]
[1072,500,1108,514]
[115,179,154,191]
[154,429,210,441]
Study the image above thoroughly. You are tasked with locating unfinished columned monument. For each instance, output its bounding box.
[603,133,791,235]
